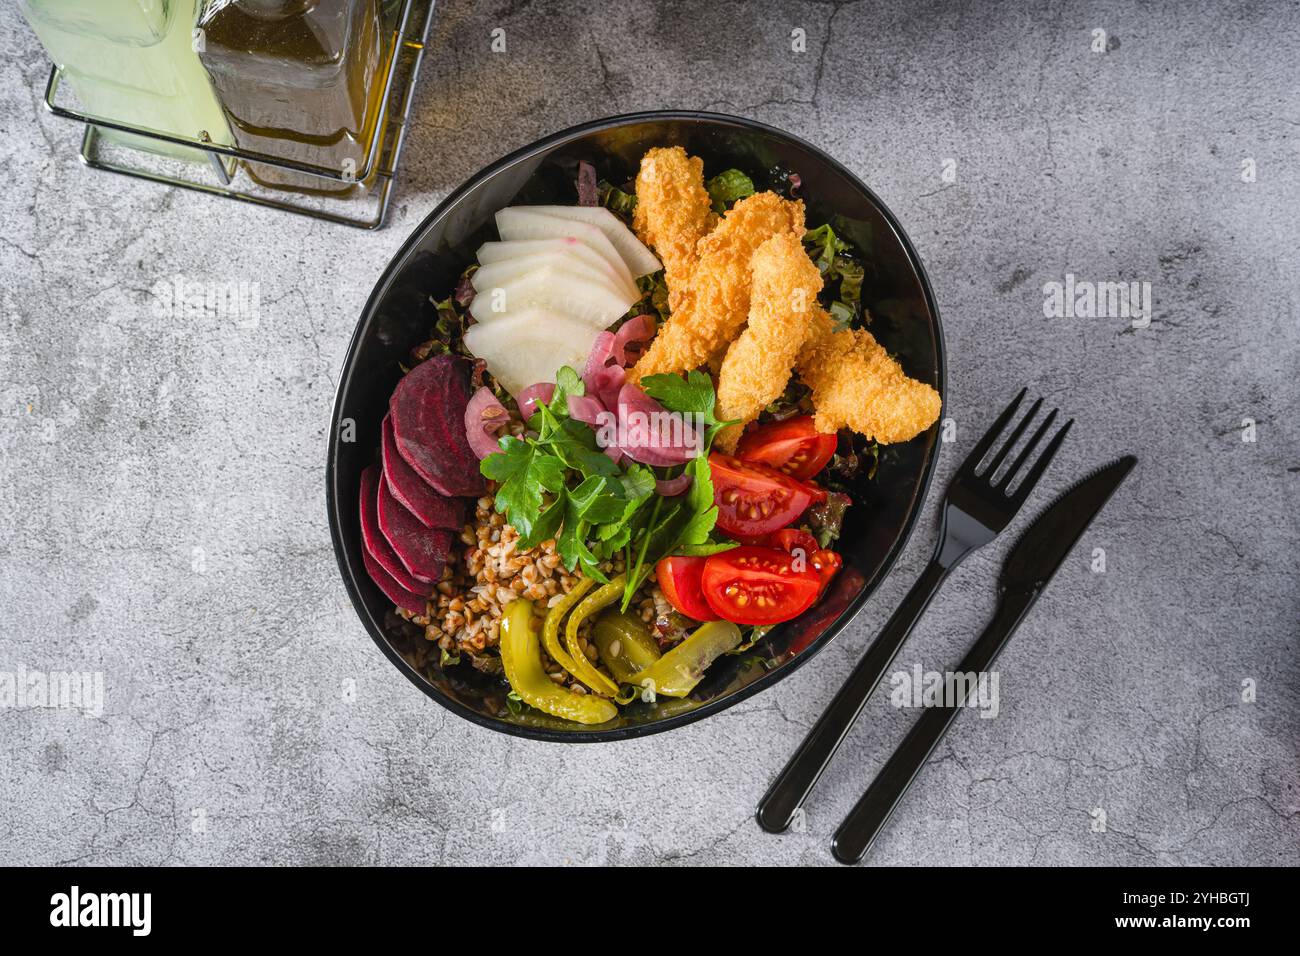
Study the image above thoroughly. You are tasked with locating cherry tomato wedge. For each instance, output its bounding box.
[767,529,840,595]
[709,454,815,538]
[655,555,719,622]
[811,549,843,596]
[798,477,829,505]
[770,528,819,558]
[735,416,838,481]
[700,546,821,626]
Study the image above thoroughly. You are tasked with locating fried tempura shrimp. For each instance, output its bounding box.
[631,147,716,308]
[796,308,942,444]
[630,192,806,383]
[714,234,823,452]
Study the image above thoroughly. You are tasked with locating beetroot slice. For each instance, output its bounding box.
[389,354,487,497]
[376,473,452,583]
[360,537,428,614]
[359,465,432,594]
[381,415,466,531]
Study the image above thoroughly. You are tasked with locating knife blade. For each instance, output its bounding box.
[1000,455,1137,595]
[830,455,1136,863]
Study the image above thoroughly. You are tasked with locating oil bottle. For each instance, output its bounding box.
[195,0,389,196]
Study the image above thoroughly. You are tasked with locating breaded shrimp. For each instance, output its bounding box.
[796,308,942,444]
[632,147,716,308]
[714,234,823,452]
[629,192,806,383]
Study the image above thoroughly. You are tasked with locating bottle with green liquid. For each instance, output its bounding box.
[195,0,390,196]
[19,0,233,165]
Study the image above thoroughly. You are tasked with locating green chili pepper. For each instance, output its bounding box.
[542,576,596,685]
[591,610,662,682]
[564,575,625,697]
[631,620,743,699]
[500,599,617,725]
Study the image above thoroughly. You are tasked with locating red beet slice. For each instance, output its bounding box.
[389,354,487,497]
[381,415,466,530]
[376,473,452,583]
[359,465,432,594]
[361,537,428,615]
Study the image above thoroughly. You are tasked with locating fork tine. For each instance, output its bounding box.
[983,397,1043,480]
[959,387,1027,476]
[995,407,1058,490]
[1008,418,1073,502]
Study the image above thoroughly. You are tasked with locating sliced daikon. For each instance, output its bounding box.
[477,238,637,299]
[472,251,630,304]
[468,265,635,328]
[514,205,662,277]
[462,309,599,399]
[495,208,636,290]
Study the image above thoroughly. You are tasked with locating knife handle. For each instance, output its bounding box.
[831,588,1037,863]
[756,556,954,833]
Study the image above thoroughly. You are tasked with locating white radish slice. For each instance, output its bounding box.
[468,265,636,329]
[513,205,662,277]
[471,251,629,303]
[477,238,638,299]
[462,309,600,400]
[495,208,636,290]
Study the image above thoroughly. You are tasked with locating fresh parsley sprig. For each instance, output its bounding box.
[479,367,736,609]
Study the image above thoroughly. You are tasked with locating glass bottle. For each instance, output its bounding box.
[19,0,233,164]
[195,0,389,196]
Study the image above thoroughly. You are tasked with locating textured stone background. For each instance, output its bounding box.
[1,0,1296,866]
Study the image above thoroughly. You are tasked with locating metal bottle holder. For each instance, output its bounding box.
[40,0,436,230]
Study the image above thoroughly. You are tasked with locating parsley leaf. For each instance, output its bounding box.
[480,436,565,547]
[569,475,629,524]
[673,455,718,547]
[619,463,657,499]
[619,455,722,609]
[553,365,584,405]
[557,490,608,583]
[545,417,621,478]
[640,370,738,451]
[532,492,566,546]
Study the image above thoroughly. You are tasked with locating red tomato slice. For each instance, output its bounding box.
[811,549,843,596]
[770,528,819,558]
[798,477,829,505]
[701,546,821,626]
[655,556,719,622]
[710,454,815,538]
[736,416,838,481]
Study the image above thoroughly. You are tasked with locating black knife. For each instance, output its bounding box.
[830,455,1136,864]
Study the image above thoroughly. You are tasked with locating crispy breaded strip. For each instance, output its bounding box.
[797,308,942,443]
[630,192,806,383]
[714,234,823,452]
[632,147,716,308]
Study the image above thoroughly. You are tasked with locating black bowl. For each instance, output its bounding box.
[327,111,946,742]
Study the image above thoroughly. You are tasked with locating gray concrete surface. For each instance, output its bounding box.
[1,0,1297,866]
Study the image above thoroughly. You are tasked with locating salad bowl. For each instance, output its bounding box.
[326,111,946,741]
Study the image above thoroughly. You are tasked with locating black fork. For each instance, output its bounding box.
[756,389,1072,833]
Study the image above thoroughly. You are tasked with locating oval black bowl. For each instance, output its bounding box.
[327,111,946,742]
